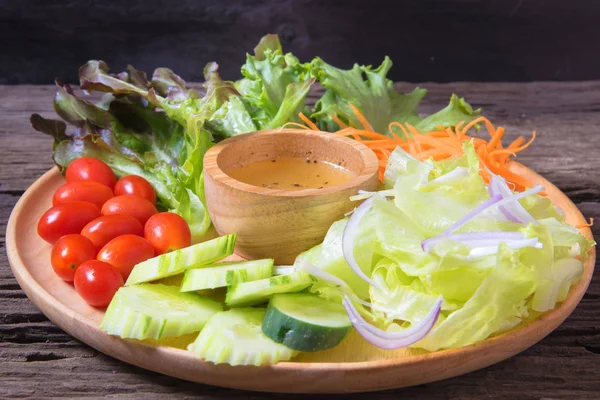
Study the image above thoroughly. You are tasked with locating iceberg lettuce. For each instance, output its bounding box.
[297,142,594,351]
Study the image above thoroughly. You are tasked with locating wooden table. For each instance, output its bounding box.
[1,83,598,399]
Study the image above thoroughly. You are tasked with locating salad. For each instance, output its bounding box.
[32,34,594,366]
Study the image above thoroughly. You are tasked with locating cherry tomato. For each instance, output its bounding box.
[101,195,158,225]
[81,215,144,249]
[74,260,123,307]
[50,234,97,282]
[97,234,154,280]
[144,212,191,255]
[66,157,117,189]
[114,175,156,204]
[37,202,101,244]
[52,181,114,210]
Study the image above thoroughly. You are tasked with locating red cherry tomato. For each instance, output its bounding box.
[66,157,117,190]
[50,234,97,282]
[114,175,156,204]
[37,202,101,244]
[81,215,144,250]
[144,212,191,255]
[97,234,154,280]
[52,181,114,210]
[74,260,124,307]
[101,195,158,225]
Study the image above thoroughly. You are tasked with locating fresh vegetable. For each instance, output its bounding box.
[114,175,157,204]
[52,181,114,210]
[262,293,352,352]
[180,259,274,292]
[65,157,117,189]
[125,234,236,285]
[144,212,192,255]
[32,33,595,362]
[100,284,222,340]
[294,144,594,351]
[304,109,538,190]
[81,214,144,249]
[225,271,314,307]
[74,260,124,307]
[101,195,158,225]
[37,201,101,244]
[187,308,298,366]
[32,34,481,242]
[310,58,479,135]
[50,234,97,282]
[97,234,155,280]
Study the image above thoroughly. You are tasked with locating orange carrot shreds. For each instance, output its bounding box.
[349,104,374,131]
[459,116,487,137]
[410,134,462,156]
[330,113,349,129]
[576,218,594,228]
[389,121,410,139]
[508,131,536,153]
[487,126,505,152]
[297,104,539,190]
[415,149,451,161]
[298,112,319,131]
[507,137,526,149]
[408,140,417,156]
[488,149,518,158]
[445,127,457,140]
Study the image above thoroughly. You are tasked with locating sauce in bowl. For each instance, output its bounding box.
[226,156,356,191]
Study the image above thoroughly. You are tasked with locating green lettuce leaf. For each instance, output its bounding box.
[310,57,480,136]
[238,35,314,129]
[411,244,536,351]
[32,78,212,240]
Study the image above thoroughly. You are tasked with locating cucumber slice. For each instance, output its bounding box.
[126,234,236,286]
[262,293,352,352]
[180,259,274,292]
[225,271,315,307]
[187,308,298,366]
[100,284,222,340]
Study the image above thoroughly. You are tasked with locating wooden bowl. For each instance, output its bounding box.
[203,129,380,264]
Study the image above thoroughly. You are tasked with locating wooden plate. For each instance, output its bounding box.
[6,165,595,393]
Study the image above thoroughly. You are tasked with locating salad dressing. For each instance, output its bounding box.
[226,156,355,191]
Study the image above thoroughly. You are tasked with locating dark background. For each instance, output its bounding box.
[2,0,599,84]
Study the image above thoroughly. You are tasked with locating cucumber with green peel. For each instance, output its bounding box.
[125,234,236,286]
[187,308,298,366]
[100,284,222,340]
[180,259,274,292]
[261,293,352,352]
[225,271,315,307]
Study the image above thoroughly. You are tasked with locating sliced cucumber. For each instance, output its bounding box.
[225,271,315,307]
[262,293,352,352]
[126,234,236,286]
[180,259,274,292]
[100,284,222,340]
[187,308,298,366]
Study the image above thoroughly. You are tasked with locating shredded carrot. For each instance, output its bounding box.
[298,113,319,131]
[349,104,374,131]
[298,105,545,195]
[330,113,349,129]
[575,218,594,229]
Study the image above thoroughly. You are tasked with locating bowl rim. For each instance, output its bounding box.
[203,128,380,198]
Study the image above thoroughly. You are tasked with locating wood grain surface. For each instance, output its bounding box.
[1,83,599,398]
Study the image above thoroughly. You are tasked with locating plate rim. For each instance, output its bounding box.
[6,165,596,392]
